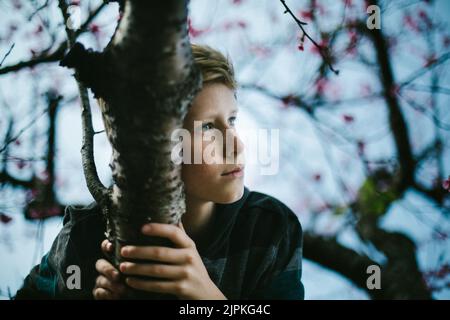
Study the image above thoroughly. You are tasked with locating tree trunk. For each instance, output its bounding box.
[60,0,202,298]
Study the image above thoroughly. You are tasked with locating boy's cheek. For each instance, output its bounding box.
[182,165,224,193]
[183,164,219,183]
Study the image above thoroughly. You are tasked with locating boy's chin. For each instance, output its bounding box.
[215,184,245,204]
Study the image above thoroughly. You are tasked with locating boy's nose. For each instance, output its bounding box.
[234,134,245,158]
[223,130,245,162]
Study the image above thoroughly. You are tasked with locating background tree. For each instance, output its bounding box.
[0,0,449,299]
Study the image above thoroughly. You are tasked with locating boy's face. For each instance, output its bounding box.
[181,83,245,204]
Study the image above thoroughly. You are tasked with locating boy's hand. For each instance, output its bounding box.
[92,240,129,300]
[119,222,227,300]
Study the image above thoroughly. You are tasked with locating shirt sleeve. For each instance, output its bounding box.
[14,203,104,300]
[248,208,305,300]
[14,253,57,299]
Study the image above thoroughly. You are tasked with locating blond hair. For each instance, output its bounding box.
[191,44,237,90]
[97,44,236,111]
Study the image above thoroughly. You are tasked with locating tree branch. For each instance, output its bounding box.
[0,44,65,75]
[363,0,415,191]
[279,0,339,75]
[0,172,34,189]
[304,231,432,299]
[58,0,109,204]
[0,2,107,76]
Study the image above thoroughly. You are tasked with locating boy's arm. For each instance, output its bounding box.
[14,253,57,299]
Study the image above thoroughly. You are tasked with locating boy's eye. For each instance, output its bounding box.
[202,122,214,131]
[229,116,237,126]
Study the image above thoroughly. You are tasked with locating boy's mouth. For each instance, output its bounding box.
[221,165,245,176]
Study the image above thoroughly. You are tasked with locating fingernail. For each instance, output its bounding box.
[107,243,112,251]
[121,247,128,256]
[142,224,151,233]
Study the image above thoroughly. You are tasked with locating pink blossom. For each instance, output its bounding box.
[237,21,247,28]
[424,55,437,68]
[314,77,328,95]
[443,35,450,48]
[418,10,432,29]
[90,24,100,35]
[342,114,354,124]
[360,83,372,96]
[13,0,22,10]
[0,213,13,224]
[403,14,419,32]
[280,94,297,107]
[389,84,400,98]
[357,140,365,156]
[299,10,313,21]
[34,24,43,35]
[188,18,205,38]
[443,176,450,192]
[16,160,27,170]
[343,0,353,8]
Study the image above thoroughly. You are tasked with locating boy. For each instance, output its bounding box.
[15,44,304,300]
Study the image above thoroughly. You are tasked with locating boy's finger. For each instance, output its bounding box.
[125,277,177,295]
[121,246,188,264]
[119,262,183,279]
[101,239,113,253]
[95,259,120,281]
[141,223,194,248]
[92,287,115,300]
[96,275,126,295]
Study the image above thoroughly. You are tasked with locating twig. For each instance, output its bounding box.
[279,0,339,75]
[57,0,108,203]
[403,84,450,96]
[0,109,48,154]
[28,0,50,21]
[397,91,450,130]
[399,52,450,89]
[0,44,15,67]
[0,44,65,75]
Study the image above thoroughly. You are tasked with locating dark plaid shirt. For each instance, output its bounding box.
[15,186,304,300]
